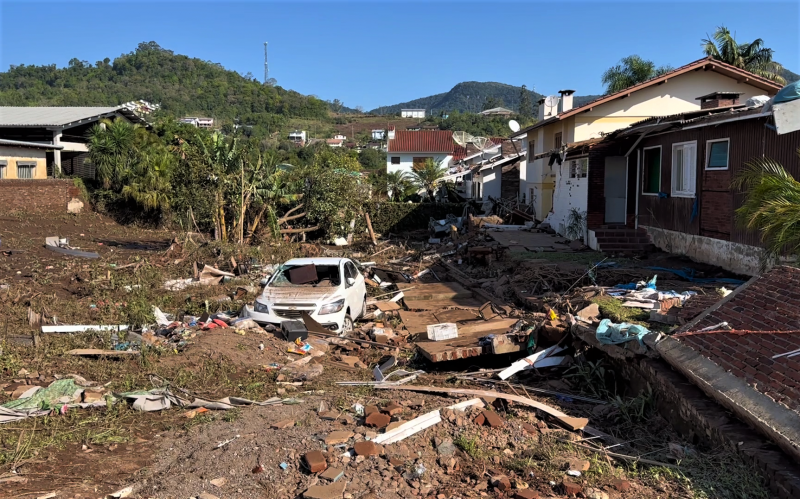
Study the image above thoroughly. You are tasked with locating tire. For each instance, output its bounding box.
[358,295,367,319]
[340,313,354,336]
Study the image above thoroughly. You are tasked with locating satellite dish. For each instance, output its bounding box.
[508,119,520,133]
[544,95,560,114]
[452,131,474,146]
[472,136,493,151]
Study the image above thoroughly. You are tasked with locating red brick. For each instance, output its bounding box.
[383,401,403,416]
[611,479,631,492]
[353,441,379,456]
[480,410,504,428]
[303,451,328,473]
[561,479,582,496]
[514,491,540,499]
[0,179,82,213]
[365,412,391,428]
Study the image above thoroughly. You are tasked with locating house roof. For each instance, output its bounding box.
[615,103,769,137]
[0,106,149,128]
[511,57,783,138]
[387,130,454,153]
[0,138,63,150]
[480,107,514,115]
[695,91,746,100]
[326,139,344,144]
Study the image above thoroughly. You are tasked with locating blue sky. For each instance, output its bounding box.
[2,1,798,110]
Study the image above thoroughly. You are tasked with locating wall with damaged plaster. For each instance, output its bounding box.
[644,226,762,275]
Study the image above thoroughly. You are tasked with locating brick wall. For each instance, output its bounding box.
[699,191,732,239]
[617,357,800,499]
[0,179,81,213]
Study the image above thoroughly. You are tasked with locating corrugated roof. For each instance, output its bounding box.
[0,106,148,127]
[0,138,63,149]
[387,130,454,153]
[511,57,783,138]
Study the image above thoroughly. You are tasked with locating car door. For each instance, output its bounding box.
[343,260,364,316]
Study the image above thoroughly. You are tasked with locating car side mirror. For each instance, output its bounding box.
[347,277,356,286]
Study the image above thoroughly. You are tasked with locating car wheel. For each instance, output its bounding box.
[358,295,367,319]
[340,313,354,336]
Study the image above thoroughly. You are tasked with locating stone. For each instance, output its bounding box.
[271,419,294,429]
[354,441,379,456]
[562,479,582,496]
[199,494,220,499]
[521,422,537,435]
[492,475,511,492]
[383,401,403,416]
[320,467,345,482]
[319,411,341,420]
[324,431,354,445]
[473,412,486,426]
[365,405,380,416]
[304,451,328,473]
[210,478,226,487]
[388,457,404,467]
[67,197,84,214]
[514,491,540,499]
[303,482,347,499]
[585,488,609,499]
[576,303,600,320]
[611,479,631,492]
[436,439,456,456]
[567,459,590,472]
[365,412,391,428]
[480,410,504,428]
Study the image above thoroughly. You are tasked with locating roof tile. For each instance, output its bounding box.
[388,130,454,153]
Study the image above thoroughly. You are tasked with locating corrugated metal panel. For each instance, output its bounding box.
[0,107,148,127]
[388,131,454,153]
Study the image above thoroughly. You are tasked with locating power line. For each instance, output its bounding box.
[264,42,268,83]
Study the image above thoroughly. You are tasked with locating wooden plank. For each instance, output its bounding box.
[398,310,438,335]
[433,309,480,323]
[403,298,483,310]
[375,301,402,312]
[67,349,139,357]
[396,282,472,301]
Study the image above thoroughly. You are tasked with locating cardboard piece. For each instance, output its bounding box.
[289,264,318,284]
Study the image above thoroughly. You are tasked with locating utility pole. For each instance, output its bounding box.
[264,42,268,83]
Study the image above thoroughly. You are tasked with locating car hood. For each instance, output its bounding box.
[258,285,341,304]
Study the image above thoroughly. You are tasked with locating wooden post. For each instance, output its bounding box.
[365,213,377,246]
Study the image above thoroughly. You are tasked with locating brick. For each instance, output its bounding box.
[364,405,380,416]
[303,451,327,473]
[611,479,631,492]
[365,412,391,428]
[480,410,504,428]
[271,419,294,429]
[353,441,379,456]
[323,431,353,445]
[303,482,346,499]
[562,478,582,496]
[514,491,540,499]
[383,401,403,416]
[319,467,344,482]
[492,475,511,492]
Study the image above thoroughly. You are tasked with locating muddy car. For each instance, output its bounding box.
[244,257,367,334]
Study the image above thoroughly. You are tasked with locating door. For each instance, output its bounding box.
[412,157,430,171]
[343,261,364,316]
[604,156,627,224]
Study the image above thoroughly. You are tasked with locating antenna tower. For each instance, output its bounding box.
[264,42,269,83]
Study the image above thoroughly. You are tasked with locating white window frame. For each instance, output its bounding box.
[569,158,588,179]
[641,146,662,196]
[671,141,697,198]
[16,161,36,179]
[705,138,730,171]
[0,159,6,179]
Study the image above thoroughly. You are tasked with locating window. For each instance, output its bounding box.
[0,160,6,179]
[569,158,588,179]
[390,156,400,165]
[671,141,697,197]
[641,146,661,195]
[344,262,358,287]
[554,132,563,149]
[16,161,36,179]
[527,139,535,162]
[706,139,729,170]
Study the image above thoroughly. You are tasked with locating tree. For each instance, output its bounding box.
[601,55,674,95]
[702,26,785,84]
[732,149,800,266]
[410,159,447,201]
[358,148,386,170]
[386,171,412,202]
[482,96,504,111]
[120,150,175,212]
[518,85,533,121]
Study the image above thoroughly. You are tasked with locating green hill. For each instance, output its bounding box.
[781,67,800,84]
[0,41,329,128]
[370,81,600,116]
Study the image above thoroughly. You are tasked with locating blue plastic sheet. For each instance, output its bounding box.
[774,81,800,105]
[596,319,649,346]
[645,267,745,285]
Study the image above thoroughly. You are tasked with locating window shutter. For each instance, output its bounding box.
[686,144,696,196]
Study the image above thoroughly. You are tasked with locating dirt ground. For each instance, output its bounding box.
[0,212,770,499]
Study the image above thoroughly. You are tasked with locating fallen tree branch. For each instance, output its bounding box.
[278,212,307,224]
[280,225,319,234]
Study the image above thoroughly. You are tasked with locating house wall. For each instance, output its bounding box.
[386,153,452,175]
[475,164,502,201]
[501,167,520,200]
[0,146,48,179]
[0,179,83,213]
[549,157,589,238]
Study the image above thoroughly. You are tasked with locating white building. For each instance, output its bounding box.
[400,109,425,119]
[334,134,346,140]
[288,130,307,145]
[326,138,344,148]
[371,129,385,140]
[386,129,454,175]
[180,117,213,128]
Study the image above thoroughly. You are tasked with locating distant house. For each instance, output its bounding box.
[401,109,425,119]
[371,129,385,140]
[326,138,344,148]
[471,140,523,202]
[288,130,307,145]
[0,106,148,178]
[480,107,515,116]
[405,124,421,131]
[386,129,454,175]
[181,117,214,128]
[334,134,346,140]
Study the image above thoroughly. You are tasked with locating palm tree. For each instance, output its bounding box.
[88,118,139,189]
[702,26,785,84]
[601,55,674,95]
[121,150,174,212]
[732,148,800,265]
[410,159,447,201]
[386,171,411,201]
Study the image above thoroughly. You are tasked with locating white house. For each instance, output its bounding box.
[333,134,346,140]
[371,129,385,140]
[401,109,425,119]
[288,130,307,145]
[510,57,784,238]
[386,129,454,175]
[326,138,344,148]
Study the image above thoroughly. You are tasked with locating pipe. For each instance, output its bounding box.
[634,148,641,230]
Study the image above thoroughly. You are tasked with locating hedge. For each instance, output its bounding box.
[359,202,466,235]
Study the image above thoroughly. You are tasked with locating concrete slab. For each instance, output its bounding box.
[404,298,483,310]
[397,282,472,301]
[486,230,571,251]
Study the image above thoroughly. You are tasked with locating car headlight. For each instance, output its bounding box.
[253,301,270,314]
[318,298,345,315]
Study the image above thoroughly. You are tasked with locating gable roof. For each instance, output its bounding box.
[511,57,783,137]
[0,106,149,128]
[387,130,454,153]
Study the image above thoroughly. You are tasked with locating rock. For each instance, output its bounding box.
[304,451,328,473]
[480,410,504,428]
[611,479,631,492]
[473,412,486,426]
[521,422,537,435]
[436,439,456,456]
[210,478,226,487]
[303,482,347,499]
[199,493,220,499]
[354,441,379,456]
[383,401,403,416]
[514,491,540,499]
[365,412,391,428]
[320,467,344,482]
[385,421,405,432]
[492,475,511,492]
[272,419,295,429]
[319,411,341,420]
[585,488,609,499]
[576,303,600,320]
[324,431,354,445]
[562,479,582,496]
[365,405,380,416]
[567,459,591,472]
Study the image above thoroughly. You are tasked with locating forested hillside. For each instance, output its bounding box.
[0,42,329,129]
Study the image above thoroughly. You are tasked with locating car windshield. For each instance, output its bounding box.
[269,264,341,287]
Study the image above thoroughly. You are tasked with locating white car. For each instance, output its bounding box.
[244,257,367,334]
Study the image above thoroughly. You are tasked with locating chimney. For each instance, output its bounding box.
[537,98,546,121]
[696,91,744,110]
[558,89,575,113]
[387,125,395,140]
